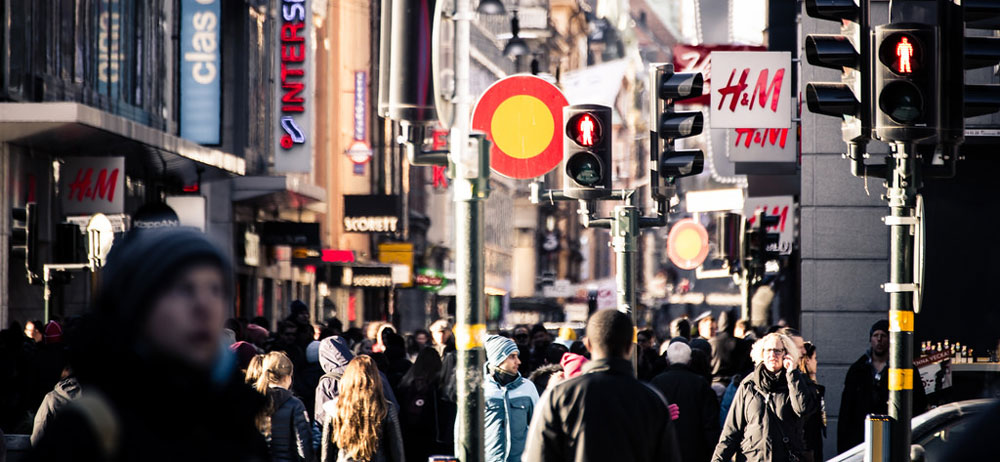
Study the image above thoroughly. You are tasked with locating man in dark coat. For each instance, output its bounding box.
[650,342,720,462]
[837,320,927,452]
[30,226,269,462]
[709,310,752,386]
[523,310,681,462]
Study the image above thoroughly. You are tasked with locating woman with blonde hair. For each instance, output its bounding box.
[711,332,819,462]
[255,351,313,462]
[322,355,404,462]
[245,354,264,385]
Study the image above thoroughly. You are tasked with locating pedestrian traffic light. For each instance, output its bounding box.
[803,0,871,146]
[648,63,704,201]
[874,24,937,142]
[744,209,781,270]
[961,3,1000,119]
[11,203,39,283]
[562,104,612,200]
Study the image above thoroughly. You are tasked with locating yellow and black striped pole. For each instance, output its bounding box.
[884,142,920,462]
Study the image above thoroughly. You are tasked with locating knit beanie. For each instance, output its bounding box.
[870,320,890,337]
[229,341,258,370]
[43,321,63,344]
[560,352,589,379]
[485,335,519,369]
[245,324,269,346]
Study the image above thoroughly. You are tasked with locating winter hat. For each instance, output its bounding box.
[96,226,231,337]
[560,352,589,379]
[245,324,269,346]
[306,340,321,363]
[485,335,519,369]
[43,321,63,344]
[290,300,308,317]
[229,341,258,370]
[870,320,890,337]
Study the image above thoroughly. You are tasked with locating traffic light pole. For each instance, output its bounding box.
[885,143,919,462]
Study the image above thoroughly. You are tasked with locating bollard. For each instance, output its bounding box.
[865,414,892,462]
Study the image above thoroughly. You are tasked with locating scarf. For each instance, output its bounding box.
[756,363,781,393]
[492,368,520,386]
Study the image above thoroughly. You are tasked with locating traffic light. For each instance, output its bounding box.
[745,209,781,271]
[11,203,39,283]
[648,63,704,201]
[961,3,1000,119]
[803,0,871,145]
[873,24,938,142]
[562,104,612,200]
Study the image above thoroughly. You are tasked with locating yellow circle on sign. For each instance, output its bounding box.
[674,228,704,261]
[490,95,555,159]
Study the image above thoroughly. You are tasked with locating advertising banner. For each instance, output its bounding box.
[180,0,222,144]
[274,0,315,172]
[60,157,126,215]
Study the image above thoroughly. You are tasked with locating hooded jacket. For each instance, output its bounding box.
[484,365,538,462]
[314,336,397,425]
[711,363,819,462]
[31,376,82,445]
[523,357,682,462]
[266,387,313,462]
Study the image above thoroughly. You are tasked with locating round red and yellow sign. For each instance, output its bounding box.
[667,219,710,270]
[472,75,569,179]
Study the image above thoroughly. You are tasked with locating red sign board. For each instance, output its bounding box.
[472,75,569,179]
[60,157,125,215]
[667,219,710,270]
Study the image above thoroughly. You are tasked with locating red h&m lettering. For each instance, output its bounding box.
[68,168,119,203]
[717,68,785,113]
[734,128,789,148]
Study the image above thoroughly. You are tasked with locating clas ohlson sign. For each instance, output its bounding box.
[180,0,221,144]
[343,195,400,233]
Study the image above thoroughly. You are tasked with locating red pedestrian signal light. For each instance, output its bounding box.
[896,37,914,74]
[567,112,603,147]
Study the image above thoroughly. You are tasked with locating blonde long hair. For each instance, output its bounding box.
[254,351,294,436]
[331,355,387,461]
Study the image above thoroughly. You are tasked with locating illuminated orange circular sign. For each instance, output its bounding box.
[667,219,710,270]
[472,75,568,179]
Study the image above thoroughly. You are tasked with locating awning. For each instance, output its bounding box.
[232,175,326,212]
[0,102,245,182]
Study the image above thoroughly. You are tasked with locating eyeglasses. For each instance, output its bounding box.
[764,348,786,356]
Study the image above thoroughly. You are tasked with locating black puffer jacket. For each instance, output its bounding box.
[266,387,313,462]
[712,364,819,462]
[523,357,682,462]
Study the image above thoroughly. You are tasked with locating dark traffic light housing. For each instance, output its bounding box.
[11,203,39,283]
[649,63,704,201]
[804,0,871,145]
[874,24,938,142]
[744,209,781,272]
[562,105,613,200]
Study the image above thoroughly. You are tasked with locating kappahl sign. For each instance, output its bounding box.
[274,0,314,172]
[60,157,125,215]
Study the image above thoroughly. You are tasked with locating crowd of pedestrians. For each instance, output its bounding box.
[0,226,937,461]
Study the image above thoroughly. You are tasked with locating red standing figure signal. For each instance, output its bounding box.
[896,37,914,74]
[578,114,595,146]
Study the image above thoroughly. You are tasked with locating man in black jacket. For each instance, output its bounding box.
[523,310,681,462]
[837,320,927,453]
[651,341,720,462]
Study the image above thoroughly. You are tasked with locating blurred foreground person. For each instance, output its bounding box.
[31,227,268,462]
[484,335,538,462]
[321,356,403,462]
[254,352,312,462]
[524,310,681,462]
[712,333,818,462]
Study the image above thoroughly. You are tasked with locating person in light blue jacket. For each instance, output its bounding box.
[484,334,539,462]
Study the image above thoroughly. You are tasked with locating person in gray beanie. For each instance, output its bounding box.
[484,334,538,462]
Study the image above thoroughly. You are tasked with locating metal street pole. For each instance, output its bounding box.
[885,142,918,462]
[611,205,639,366]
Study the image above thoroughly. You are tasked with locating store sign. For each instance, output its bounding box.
[180,0,221,144]
[728,127,797,163]
[353,71,367,141]
[61,157,125,215]
[274,0,314,172]
[743,196,795,255]
[343,195,401,234]
[378,242,413,287]
[710,52,792,129]
[244,230,260,267]
[165,195,207,231]
[261,221,320,246]
[97,0,123,95]
[416,268,446,292]
[335,266,393,288]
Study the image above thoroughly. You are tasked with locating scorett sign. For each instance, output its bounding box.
[343,195,401,233]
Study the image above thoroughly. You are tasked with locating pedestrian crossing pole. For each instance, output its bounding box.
[884,142,919,462]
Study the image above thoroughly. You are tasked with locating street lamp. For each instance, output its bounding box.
[476,0,505,15]
[503,12,530,57]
